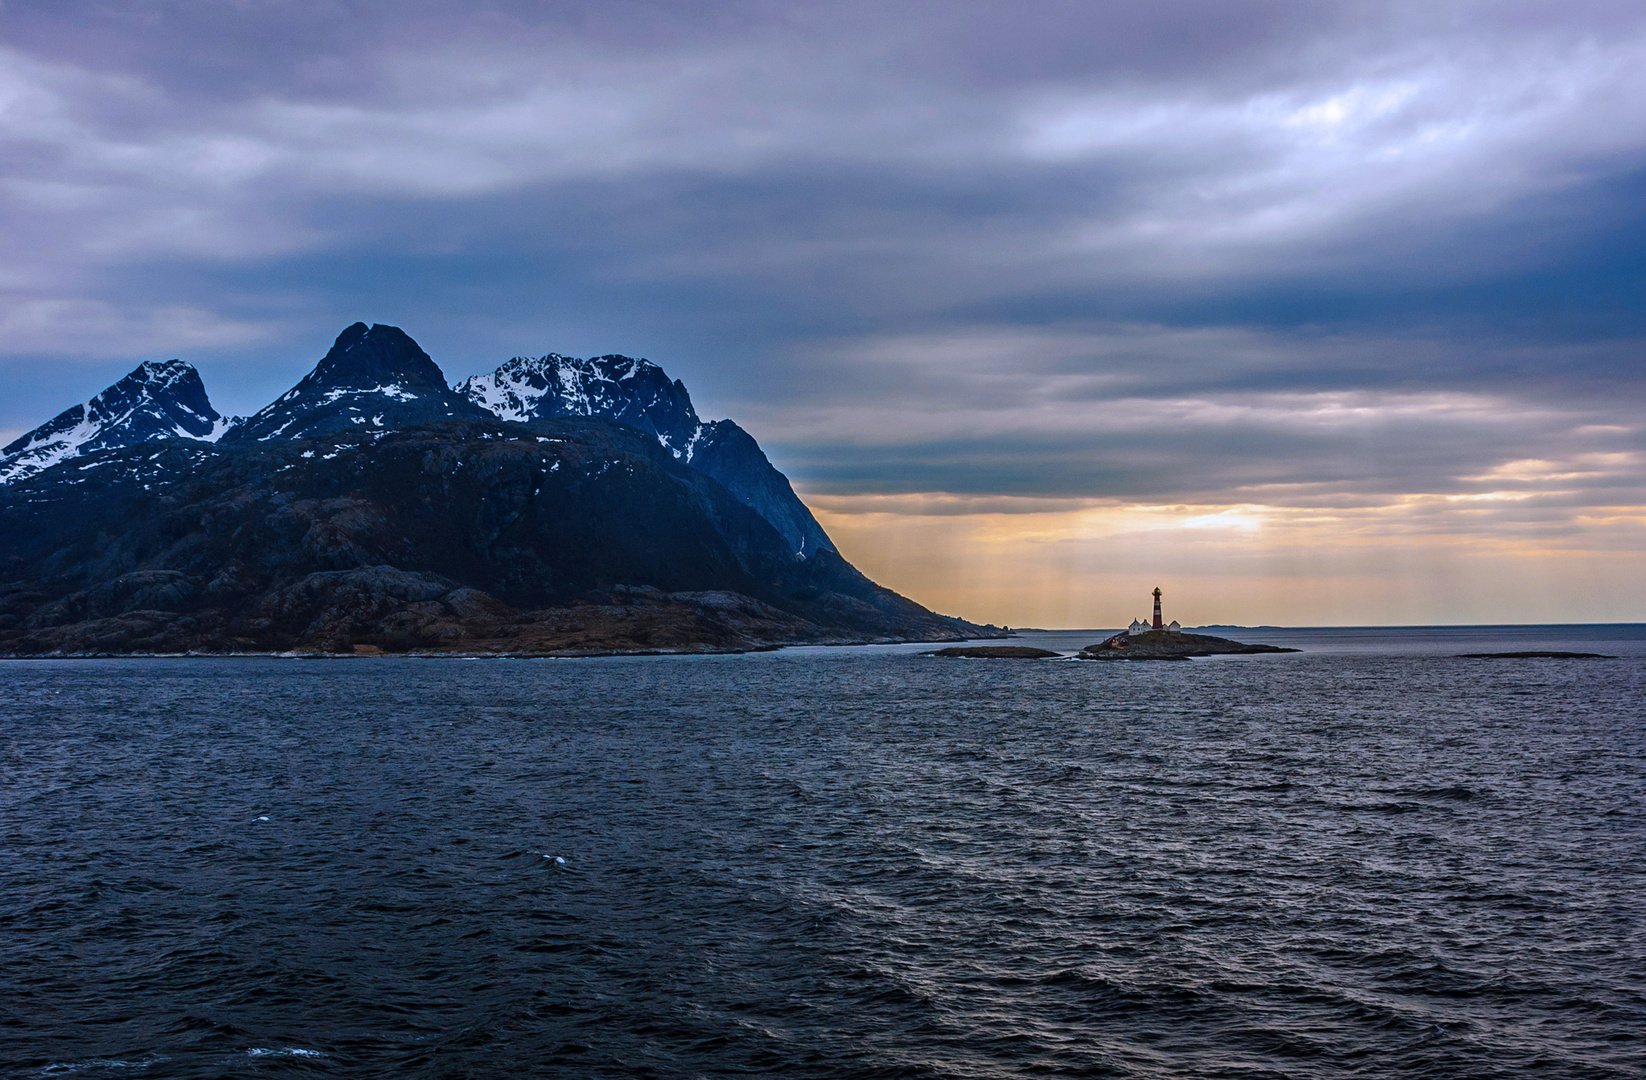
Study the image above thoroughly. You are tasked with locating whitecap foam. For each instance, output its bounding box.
[42,1057,164,1073]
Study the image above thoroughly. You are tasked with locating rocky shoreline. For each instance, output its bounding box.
[0,577,987,659]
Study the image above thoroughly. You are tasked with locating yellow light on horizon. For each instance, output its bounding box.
[806,490,1646,628]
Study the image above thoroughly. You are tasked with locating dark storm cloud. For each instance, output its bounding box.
[1,0,1643,508]
[744,323,1646,508]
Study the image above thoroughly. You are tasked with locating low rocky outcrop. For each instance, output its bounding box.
[1456,650,1615,659]
[925,645,1060,659]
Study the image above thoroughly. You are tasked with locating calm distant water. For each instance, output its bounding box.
[3,626,1643,1078]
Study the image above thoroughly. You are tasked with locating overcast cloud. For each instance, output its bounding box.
[1,1,1643,617]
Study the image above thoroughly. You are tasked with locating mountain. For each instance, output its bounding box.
[0,323,989,655]
[0,416,963,655]
[458,354,835,557]
[229,322,492,442]
[0,359,227,484]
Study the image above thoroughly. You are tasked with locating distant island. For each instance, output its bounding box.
[0,323,999,657]
[1457,650,1615,660]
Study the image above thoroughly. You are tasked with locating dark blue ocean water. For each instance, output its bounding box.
[3,626,1644,1078]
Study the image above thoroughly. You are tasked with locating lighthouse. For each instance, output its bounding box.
[1152,587,1163,631]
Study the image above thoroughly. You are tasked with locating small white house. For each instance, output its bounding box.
[1127,618,1149,635]
[1167,620,1181,635]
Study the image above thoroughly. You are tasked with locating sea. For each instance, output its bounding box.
[3,625,1643,1079]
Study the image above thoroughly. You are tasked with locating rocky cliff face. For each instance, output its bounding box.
[0,324,985,655]
[458,352,835,557]
[0,360,227,484]
[685,420,835,558]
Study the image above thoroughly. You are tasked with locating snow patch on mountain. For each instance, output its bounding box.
[203,416,238,442]
[319,384,420,405]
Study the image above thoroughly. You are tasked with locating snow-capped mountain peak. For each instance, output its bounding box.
[2,327,834,559]
[457,353,702,451]
[458,351,835,557]
[227,322,490,443]
[0,359,225,484]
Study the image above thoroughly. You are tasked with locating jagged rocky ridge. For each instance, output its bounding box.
[2,326,834,559]
[0,324,987,655]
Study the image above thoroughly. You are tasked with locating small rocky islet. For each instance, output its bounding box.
[924,632,1296,661]
[1075,628,1298,661]
[925,645,1062,659]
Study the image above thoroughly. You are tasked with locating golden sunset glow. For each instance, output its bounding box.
[809,492,1646,627]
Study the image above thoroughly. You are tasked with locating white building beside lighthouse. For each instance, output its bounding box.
[1124,590,1180,635]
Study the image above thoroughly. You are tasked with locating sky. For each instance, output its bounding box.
[2,0,1643,627]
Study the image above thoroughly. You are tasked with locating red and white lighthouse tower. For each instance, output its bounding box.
[1152,587,1163,631]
